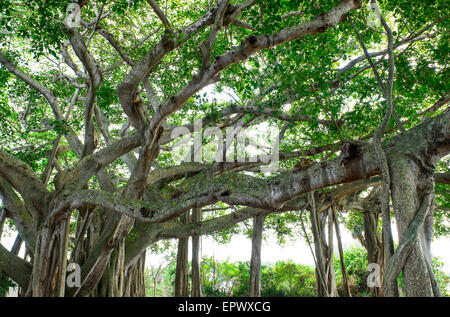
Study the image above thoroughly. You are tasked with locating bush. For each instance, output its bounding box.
[0,275,15,297]
[261,261,316,297]
[433,257,450,297]
[334,246,369,296]
[200,257,316,297]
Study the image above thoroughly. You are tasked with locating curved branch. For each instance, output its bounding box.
[0,243,32,289]
[0,150,48,218]
[125,175,381,267]
[146,0,172,29]
[221,104,343,127]
[0,52,63,120]
[160,207,263,239]
[384,193,433,296]
[58,133,141,192]
[65,27,103,88]
[0,178,36,250]
[128,0,363,200]
[117,0,256,129]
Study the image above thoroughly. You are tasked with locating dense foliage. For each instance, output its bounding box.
[0,0,448,297]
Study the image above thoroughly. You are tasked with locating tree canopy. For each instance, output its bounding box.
[0,0,448,297]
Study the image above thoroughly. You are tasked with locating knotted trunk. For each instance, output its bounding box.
[387,154,440,297]
[28,218,70,297]
[124,252,146,297]
[92,238,126,297]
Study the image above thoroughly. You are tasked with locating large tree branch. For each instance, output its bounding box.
[0,150,48,219]
[124,176,381,267]
[58,109,450,225]
[0,178,36,250]
[384,192,433,296]
[64,25,103,158]
[146,0,172,29]
[160,207,263,239]
[55,133,141,192]
[0,243,32,289]
[127,0,362,201]
[420,92,450,118]
[96,105,448,285]
[64,27,103,88]
[117,0,256,130]
[155,0,362,123]
[0,52,63,120]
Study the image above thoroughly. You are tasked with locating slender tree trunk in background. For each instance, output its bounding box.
[325,208,337,297]
[387,155,439,297]
[191,208,202,297]
[175,212,190,297]
[308,192,337,297]
[0,208,7,291]
[332,206,351,297]
[363,211,385,297]
[249,213,265,297]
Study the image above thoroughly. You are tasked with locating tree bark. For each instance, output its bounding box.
[124,252,146,297]
[332,206,351,297]
[174,212,190,297]
[249,213,265,297]
[362,209,385,297]
[28,219,70,297]
[191,208,202,297]
[309,193,337,297]
[388,154,438,296]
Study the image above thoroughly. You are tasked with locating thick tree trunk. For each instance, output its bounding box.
[124,252,146,297]
[0,208,7,293]
[94,238,126,297]
[28,218,70,297]
[249,214,265,297]
[388,154,438,297]
[191,208,202,297]
[174,212,190,297]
